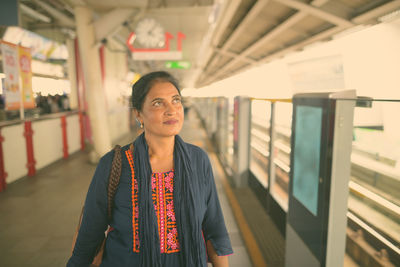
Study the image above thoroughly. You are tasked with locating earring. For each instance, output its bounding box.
[136,118,143,129]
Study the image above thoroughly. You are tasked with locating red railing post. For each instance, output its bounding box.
[0,129,7,192]
[61,116,69,159]
[24,121,36,176]
[79,112,85,151]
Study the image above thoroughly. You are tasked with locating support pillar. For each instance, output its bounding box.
[0,130,7,192]
[74,5,112,161]
[61,116,69,159]
[66,38,79,110]
[24,121,36,176]
[79,112,85,151]
[233,96,251,187]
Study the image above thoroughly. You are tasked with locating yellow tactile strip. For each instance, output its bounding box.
[210,153,268,267]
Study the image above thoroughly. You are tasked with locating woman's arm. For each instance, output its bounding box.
[207,240,229,267]
[201,151,233,266]
[67,154,111,266]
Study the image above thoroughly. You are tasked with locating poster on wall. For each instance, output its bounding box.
[0,41,20,110]
[18,46,35,109]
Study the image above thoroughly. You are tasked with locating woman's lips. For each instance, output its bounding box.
[164,119,178,125]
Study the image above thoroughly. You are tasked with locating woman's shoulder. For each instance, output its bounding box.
[184,142,208,158]
[184,142,212,168]
[98,143,132,164]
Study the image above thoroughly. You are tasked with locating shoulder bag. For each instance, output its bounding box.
[70,145,124,267]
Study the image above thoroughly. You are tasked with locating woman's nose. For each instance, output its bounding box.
[165,103,177,115]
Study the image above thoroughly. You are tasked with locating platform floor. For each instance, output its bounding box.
[0,109,252,267]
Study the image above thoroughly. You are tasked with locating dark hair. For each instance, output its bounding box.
[131,71,181,111]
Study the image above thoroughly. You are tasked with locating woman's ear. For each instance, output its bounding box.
[134,109,141,121]
[134,109,143,128]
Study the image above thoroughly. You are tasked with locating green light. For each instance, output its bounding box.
[165,61,191,69]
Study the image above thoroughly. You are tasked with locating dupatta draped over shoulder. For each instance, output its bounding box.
[67,134,233,267]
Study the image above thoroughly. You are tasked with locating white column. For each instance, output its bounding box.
[66,38,78,110]
[74,6,111,161]
[233,96,251,187]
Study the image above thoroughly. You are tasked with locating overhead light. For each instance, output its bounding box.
[378,9,400,23]
[20,3,51,23]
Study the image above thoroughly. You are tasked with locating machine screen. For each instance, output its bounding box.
[292,105,323,216]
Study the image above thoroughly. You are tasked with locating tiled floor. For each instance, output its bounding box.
[0,109,252,267]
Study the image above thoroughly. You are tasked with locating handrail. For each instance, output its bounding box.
[251,98,292,103]
[0,110,81,128]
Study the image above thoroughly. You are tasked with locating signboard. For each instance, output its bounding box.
[131,51,182,61]
[165,61,191,69]
[18,46,35,109]
[3,27,68,61]
[0,41,35,110]
[1,41,20,110]
[288,55,344,93]
[127,32,186,61]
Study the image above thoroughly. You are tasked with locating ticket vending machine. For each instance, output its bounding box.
[285,90,356,267]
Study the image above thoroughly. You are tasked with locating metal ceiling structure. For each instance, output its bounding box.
[11,0,400,88]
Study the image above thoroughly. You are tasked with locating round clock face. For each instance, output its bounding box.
[135,18,165,48]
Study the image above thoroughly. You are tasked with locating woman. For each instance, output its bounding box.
[68,71,233,267]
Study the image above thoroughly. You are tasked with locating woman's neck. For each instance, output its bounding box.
[145,133,175,159]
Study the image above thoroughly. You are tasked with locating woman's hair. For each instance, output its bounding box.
[131,71,181,111]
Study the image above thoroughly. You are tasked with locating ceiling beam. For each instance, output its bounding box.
[210,0,243,47]
[203,0,394,86]
[253,1,400,66]
[197,0,400,87]
[206,0,270,71]
[93,8,136,43]
[220,0,270,51]
[192,0,243,86]
[258,25,343,65]
[214,48,257,64]
[202,0,334,85]
[63,0,87,7]
[203,11,307,81]
[32,0,75,27]
[202,24,344,86]
[273,0,354,27]
[20,3,52,23]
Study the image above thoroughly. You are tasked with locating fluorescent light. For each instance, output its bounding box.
[378,9,400,23]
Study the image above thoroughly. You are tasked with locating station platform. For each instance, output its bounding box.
[1,1,400,266]
[0,109,254,267]
[0,106,376,267]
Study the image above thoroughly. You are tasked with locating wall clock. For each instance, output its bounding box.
[135,18,165,48]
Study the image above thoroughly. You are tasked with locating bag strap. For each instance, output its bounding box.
[106,143,134,221]
[107,145,122,221]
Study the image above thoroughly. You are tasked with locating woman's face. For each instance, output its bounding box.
[136,81,184,138]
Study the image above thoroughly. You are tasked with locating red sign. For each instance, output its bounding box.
[126,32,185,53]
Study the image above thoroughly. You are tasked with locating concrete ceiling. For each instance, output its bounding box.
[12,0,400,88]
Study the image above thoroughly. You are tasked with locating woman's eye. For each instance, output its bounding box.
[153,101,162,107]
[173,98,181,104]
